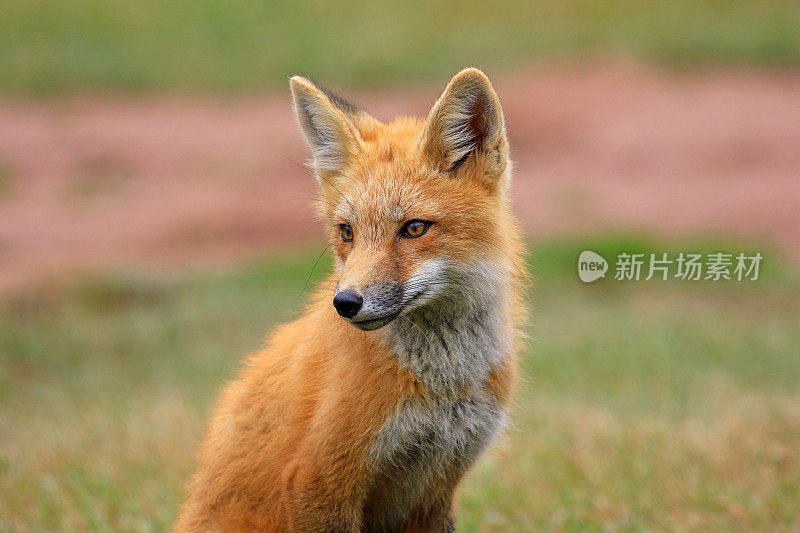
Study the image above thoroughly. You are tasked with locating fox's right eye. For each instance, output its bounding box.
[340,225,353,242]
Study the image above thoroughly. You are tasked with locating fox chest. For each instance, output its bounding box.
[363,393,505,526]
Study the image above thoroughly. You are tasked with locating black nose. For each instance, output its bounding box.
[333,290,363,318]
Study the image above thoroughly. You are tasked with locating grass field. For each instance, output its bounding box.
[2,0,799,94]
[1,236,799,531]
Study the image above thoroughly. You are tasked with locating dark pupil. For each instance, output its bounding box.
[409,223,421,233]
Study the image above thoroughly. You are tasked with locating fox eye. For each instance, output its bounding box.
[340,225,353,242]
[400,220,431,238]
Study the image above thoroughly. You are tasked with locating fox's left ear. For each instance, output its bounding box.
[419,68,508,180]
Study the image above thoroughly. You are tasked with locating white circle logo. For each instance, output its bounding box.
[578,251,608,282]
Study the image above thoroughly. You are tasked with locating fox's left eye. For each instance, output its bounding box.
[340,225,353,242]
[400,220,431,238]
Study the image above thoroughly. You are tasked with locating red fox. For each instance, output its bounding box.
[174,68,526,532]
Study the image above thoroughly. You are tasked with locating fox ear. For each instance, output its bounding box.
[420,68,507,178]
[290,76,362,174]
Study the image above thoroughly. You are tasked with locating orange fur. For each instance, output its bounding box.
[174,68,526,532]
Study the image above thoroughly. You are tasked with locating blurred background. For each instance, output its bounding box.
[1,1,799,530]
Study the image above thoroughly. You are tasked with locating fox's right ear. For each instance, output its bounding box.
[290,76,362,175]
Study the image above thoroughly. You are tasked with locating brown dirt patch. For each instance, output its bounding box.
[1,61,798,290]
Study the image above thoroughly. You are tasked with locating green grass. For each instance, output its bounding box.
[1,0,799,94]
[1,237,799,531]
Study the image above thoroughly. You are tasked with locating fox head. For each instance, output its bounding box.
[291,68,519,332]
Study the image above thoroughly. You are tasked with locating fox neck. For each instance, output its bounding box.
[386,257,515,399]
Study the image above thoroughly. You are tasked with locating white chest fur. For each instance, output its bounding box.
[366,391,506,526]
[363,257,515,526]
